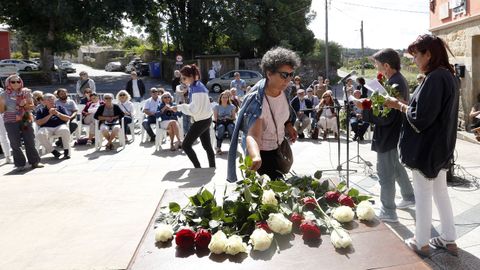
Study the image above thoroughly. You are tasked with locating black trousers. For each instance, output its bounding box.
[257,149,284,180]
[182,117,215,168]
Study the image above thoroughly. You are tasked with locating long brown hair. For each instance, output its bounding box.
[407,34,455,75]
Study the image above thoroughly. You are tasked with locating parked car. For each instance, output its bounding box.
[206,70,263,93]
[0,59,39,71]
[135,63,150,76]
[125,58,142,73]
[59,60,76,73]
[105,61,123,72]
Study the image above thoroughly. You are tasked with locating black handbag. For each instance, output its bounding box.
[265,96,293,174]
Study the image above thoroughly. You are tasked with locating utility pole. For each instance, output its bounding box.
[158,13,163,78]
[360,20,365,75]
[325,0,329,79]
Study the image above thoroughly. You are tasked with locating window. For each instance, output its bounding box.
[239,71,252,78]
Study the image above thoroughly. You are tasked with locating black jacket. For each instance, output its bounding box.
[399,68,459,178]
[94,104,125,125]
[362,72,409,153]
[290,96,313,120]
[126,79,146,98]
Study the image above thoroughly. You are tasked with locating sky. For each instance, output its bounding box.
[309,0,430,50]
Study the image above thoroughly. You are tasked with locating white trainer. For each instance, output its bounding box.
[397,200,415,209]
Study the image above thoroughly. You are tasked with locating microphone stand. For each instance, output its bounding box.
[317,82,356,187]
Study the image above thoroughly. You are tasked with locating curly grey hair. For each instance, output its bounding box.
[260,47,301,74]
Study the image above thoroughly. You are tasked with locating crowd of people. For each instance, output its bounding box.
[0,34,467,258]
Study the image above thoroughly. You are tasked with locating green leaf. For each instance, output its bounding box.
[189,194,202,206]
[356,195,372,203]
[201,189,214,203]
[211,206,224,220]
[245,155,253,168]
[244,186,253,203]
[314,170,323,179]
[336,181,347,192]
[247,212,261,222]
[169,202,181,213]
[268,180,290,193]
[259,204,278,218]
[347,188,359,198]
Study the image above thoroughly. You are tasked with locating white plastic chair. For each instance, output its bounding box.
[155,120,168,151]
[94,120,126,151]
[34,122,72,156]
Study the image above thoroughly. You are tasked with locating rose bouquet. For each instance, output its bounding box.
[362,72,400,117]
[154,156,374,256]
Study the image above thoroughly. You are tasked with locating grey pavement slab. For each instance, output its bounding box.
[0,133,479,269]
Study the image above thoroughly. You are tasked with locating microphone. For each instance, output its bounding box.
[337,70,357,84]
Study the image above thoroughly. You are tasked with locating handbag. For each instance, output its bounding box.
[265,96,293,174]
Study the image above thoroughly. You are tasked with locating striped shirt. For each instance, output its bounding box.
[0,89,33,123]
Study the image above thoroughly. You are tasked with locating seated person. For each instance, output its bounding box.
[79,88,93,105]
[156,92,182,151]
[55,88,79,148]
[470,93,480,141]
[82,93,103,144]
[116,90,135,137]
[213,92,236,154]
[94,93,124,150]
[290,89,313,139]
[142,88,161,142]
[316,90,338,140]
[35,93,71,159]
[349,90,370,141]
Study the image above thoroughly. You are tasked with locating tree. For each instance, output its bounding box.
[0,0,159,75]
[309,39,343,70]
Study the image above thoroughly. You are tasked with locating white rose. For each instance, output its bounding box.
[261,189,278,206]
[303,211,317,222]
[267,213,292,235]
[330,228,352,248]
[356,201,376,221]
[260,174,271,182]
[332,206,355,223]
[154,224,174,242]
[249,228,274,251]
[208,231,228,254]
[225,235,248,255]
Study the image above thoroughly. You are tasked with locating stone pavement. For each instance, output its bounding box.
[0,131,479,270]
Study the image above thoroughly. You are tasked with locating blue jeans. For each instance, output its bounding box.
[376,148,415,217]
[123,116,132,134]
[182,115,191,136]
[215,123,234,148]
[142,115,157,138]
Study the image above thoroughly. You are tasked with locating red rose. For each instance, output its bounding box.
[256,221,272,233]
[300,220,321,240]
[361,99,372,110]
[377,72,384,82]
[290,212,304,228]
[194,228,212,249]
[324,191,341,204]
[338,194,355,208]
[302,197,317,211]
[175,228,196,249]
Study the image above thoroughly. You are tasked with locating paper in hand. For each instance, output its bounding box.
[365,79,388,96]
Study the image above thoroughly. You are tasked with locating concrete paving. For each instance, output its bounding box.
[0,129,479,269]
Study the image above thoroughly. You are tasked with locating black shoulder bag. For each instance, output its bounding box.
[265,96,293,174]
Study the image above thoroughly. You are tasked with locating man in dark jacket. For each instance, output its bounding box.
[125,71,145,102]
[360,48,415,223]
[291,89,313,139]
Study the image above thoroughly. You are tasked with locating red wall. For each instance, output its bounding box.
[0,31,10,60]
[430,0,480,29]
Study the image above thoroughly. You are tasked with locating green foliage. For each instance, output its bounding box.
[309,39,343,70]
[121,36,143,50]
[11,52,22,59]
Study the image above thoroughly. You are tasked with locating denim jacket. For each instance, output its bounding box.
[226,79,296,182]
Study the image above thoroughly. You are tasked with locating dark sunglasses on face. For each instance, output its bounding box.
[119,94,126,97]
[10,81,21,84]
[104,97,112,100]
[277,71,294,80]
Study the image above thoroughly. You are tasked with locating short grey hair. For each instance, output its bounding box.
[43,93,56,101]
[104,93,114,99]
[260,47,301,74]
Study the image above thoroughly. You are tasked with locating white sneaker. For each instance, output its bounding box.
[375,209,399,223]
[396,200,415,209]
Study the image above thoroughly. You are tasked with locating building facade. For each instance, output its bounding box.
[430,0,480,129]
[0,30,10,60]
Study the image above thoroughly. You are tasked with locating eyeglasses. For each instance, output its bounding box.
[277,71,294,80]
[104,97,112,100]
[163,97,171,99]
[10,81,21,84]
[119,94,126,97]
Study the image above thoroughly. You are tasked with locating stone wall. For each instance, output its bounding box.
[433,18,480,130]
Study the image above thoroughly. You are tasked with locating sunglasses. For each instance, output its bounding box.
[277,71,294,80]
[10,81,21,84]
[104,97,113,100]
[119,94,126,97]
[163,96,171,99]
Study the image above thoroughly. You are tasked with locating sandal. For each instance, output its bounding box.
[405,238,430,257]
[170,144,176,151]
[429,236,458,256]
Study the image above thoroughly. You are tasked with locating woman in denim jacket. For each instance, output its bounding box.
[227,47,300,182]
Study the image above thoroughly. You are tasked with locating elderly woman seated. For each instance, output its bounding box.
[82,93,103,145]
[156,92,182,151]
[213,91,236,154]
[315,90,338,140]
[94,93,124,150]
[116,90,135,138]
